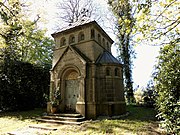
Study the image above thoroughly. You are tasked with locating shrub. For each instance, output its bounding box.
[153,44,180,134]
[0,61,50,111]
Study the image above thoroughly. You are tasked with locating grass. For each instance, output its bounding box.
[0,106,164,135]
[0,108,45,134]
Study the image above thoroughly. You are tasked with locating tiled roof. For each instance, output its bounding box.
[96,51,121,64]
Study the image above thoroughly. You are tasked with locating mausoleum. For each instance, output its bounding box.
[48,17,126,119]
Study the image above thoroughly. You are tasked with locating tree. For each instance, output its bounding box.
[153,44,180,134]
[0,0,24,61]
[0,0,52,110]
[136,1,179,133]
[136,0,179,46]
[108,0,134,103]
[143,80,156,107]
[56,0,102,28]
[108,0,179,132]
[108,0,151,103]
[0,0,53,66]
[18,20,54,66]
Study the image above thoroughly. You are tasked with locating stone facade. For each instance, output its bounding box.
[48,17,126,119]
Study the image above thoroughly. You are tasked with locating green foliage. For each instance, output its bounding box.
[108,0,133,103]
[134,84,156,107]
[153,44,180,134]
[136,0,180,46]
[0,0,24,61]
[108,0,179,133]
[142,80,156,107]
[0,0,52,111]
[18,20,54,65]
[0,0,53,66]
[108,0,150,103]
[50,89,61,107]
[0,61,50,111]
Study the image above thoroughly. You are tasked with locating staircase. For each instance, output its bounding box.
[37,113,85,125]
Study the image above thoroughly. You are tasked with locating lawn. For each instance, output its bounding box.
[0,106,165,135]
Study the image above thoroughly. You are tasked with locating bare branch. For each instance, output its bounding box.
[154,0,178,22]
[162,18,180,30]
[55,0,102,29]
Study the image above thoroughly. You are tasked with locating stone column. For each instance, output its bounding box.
[92,63,96,102]
[78,76,85,102]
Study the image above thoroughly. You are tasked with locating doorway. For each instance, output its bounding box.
[64,70,79,112]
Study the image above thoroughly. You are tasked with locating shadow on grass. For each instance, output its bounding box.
[79,105,162,135]
[125,105,158,121]
[0,108,46,121]
[0,105,163,134]
[81,120,162,135]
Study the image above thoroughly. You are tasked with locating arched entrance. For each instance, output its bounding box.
[64,70,79,112]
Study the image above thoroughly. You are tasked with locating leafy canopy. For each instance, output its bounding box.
[135,0,180,45]
[0,0,53,66]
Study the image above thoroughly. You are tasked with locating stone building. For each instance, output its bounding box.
[48,17,126,119]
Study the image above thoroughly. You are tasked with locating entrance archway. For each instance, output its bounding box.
[64,70,79,112]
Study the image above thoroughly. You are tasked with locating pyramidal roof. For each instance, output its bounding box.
[51,17,113,43]
[52,17,93,36]
[96,51,122,64]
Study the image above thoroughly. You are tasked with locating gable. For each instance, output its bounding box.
[52,46,87,70]
[52,47,67,68]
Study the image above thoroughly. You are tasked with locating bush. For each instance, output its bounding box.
[153,44,180,134]
[0,61,50,111]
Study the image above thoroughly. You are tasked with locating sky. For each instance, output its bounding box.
[132,45,159,88]
[29,0,160,88]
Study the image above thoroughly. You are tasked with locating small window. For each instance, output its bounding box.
[81,34,84,40]
[78,32,85,41]
[102,38,105,45]
[69,35,75,44]
[91,29,95,39]
[107,42,110,51]
[106,68,111,76]
[60,37,66,46]
[98,34,101,44]
[62,39,66,45]
[115,68,119,76]
[72,37,75,42]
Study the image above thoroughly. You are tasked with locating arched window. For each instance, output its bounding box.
[107,42,110,51]
[106,67,111,76]
[98,34,101,44]
[115,68,119,76]
[78,32,85,41]
[91,29,95,39]
[69,35,75,44]
[60,37,66,46]
[102,38,105,45]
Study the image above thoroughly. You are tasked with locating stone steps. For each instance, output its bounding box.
[36,113,85,125]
